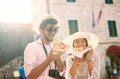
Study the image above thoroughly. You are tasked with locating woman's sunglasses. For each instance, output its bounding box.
[46,27,59,34]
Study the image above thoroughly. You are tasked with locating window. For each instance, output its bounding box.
[105,0,113,4]
[67,0,76,2]
[108,20,118,37]
[68,20,78,34]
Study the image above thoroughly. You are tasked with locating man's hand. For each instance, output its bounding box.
[53,42,67,53]
[48,42,68,61]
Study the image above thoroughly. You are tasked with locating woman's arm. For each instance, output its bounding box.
[87,59,93,75]
[85,47,94,75]
[85,48,100,78]
[70,57,79,79]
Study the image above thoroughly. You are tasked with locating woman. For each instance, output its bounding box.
[63,32,100,79]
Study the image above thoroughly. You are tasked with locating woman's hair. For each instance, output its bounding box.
[39,18,58,29]
[83,38,88,46]
[72,38,88,47]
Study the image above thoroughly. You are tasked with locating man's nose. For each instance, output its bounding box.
[51,30,56,34]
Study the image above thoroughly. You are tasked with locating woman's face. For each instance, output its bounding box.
[73,38,88,49]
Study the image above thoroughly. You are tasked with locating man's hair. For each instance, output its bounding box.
[39,18,58,29]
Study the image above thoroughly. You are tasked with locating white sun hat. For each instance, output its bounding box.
[33,14,60,34]
[63,32,99,58]
[63,32,99,49]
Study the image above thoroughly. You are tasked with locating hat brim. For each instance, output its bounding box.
[63,32,99,49]
[33,14,60,34]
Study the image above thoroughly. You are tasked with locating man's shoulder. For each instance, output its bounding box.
[28,39,42,46]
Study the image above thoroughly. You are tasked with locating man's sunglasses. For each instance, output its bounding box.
[46,27,59,34]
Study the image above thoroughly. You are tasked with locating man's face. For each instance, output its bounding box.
[41,23,59,42]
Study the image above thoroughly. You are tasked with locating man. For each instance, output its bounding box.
[24,15,66,79]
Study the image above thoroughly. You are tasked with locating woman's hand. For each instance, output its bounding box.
[84,46,93,61]
[70,56,79,79]
[73,56,79,63]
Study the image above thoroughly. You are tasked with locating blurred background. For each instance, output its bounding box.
[0,0,120,79]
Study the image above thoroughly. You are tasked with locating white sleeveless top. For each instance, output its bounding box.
[65,52,100,79]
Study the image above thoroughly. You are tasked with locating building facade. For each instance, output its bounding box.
[32,0,120,79]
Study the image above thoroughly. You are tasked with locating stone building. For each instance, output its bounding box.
[0,0,120,79]
[32,0,120,79]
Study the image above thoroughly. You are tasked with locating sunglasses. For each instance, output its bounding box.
[46,27,59,34]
